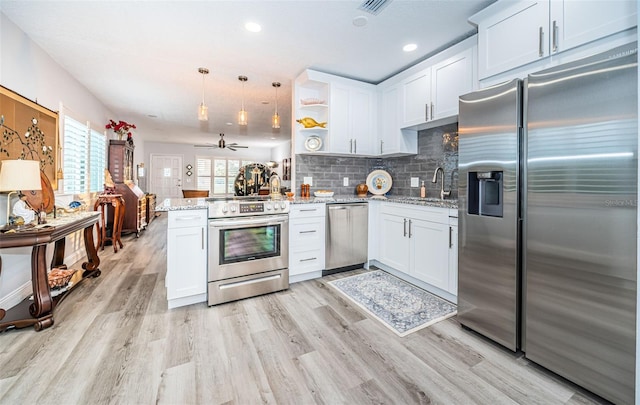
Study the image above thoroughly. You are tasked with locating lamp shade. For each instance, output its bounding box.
[0,160,42,191]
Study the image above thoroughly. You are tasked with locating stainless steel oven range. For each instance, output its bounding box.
[207,196,289,305]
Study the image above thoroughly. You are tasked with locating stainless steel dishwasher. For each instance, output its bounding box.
[324,203,368,275]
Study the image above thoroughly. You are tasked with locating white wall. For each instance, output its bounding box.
[0,12,113,308]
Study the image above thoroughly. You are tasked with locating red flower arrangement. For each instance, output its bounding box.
[105,119,136,140]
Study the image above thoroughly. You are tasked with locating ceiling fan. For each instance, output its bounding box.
[194,133,248,151]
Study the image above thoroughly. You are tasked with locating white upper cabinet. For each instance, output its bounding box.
[550,0,637,55]
[431,47,475,120]
[377,84,418,156]
[294,69,375,156]
[397,38,476,130]
[401,69,431,127]
[472,0,637,80]
[330,83,376,155]
[474,1,549,80]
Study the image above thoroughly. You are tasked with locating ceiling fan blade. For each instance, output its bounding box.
[227,143,248,148]
[194,144,219,148]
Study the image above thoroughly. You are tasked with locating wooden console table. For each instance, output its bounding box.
[0,211,101,332]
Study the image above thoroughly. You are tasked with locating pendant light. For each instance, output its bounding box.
[198,67,209,121]
[272,82,281,129]
[238,75,248,126]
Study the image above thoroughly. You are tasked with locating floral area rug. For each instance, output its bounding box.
[329,270,457,337]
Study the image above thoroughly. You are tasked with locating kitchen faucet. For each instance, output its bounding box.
[432,167,451,200]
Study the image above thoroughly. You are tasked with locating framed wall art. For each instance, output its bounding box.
[0,85,59,190]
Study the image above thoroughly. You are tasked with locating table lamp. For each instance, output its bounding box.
[0,160,42,226]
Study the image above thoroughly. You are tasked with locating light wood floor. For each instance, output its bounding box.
[0,213,608,405]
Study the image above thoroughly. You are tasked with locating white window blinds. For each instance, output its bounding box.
[62,115,107,194]
[63,116,88,194]
[89,128,106,192]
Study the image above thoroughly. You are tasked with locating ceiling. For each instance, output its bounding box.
[0,0,494,149]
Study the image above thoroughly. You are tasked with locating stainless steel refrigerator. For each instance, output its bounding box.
[458,42,637,405]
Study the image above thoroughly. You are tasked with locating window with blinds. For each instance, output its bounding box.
[62,115,107,194]
[89,128,106,192]
[196,157,255,195]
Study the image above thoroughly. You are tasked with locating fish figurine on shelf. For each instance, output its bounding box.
[296,117,327,129]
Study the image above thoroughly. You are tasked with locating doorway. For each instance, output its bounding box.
[150,154,183,201]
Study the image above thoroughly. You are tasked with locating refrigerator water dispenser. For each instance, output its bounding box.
[468,171,503,217]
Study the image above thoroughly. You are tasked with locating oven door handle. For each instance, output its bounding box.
[209,215,289,228]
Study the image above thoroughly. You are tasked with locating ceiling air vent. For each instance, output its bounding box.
[358,0,392,15]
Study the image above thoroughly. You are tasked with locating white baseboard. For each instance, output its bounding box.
[0,281,31,310]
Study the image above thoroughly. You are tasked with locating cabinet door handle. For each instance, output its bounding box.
[350,139,353,153]
[201,228,205,250]
[449,226,453,248]
[354,139,357,154]
[552,20,558,52]
[300,230,316,234]
[425,104,429,121]
[300,257,317,262]
[430,102,434,120]
[408,219,412,238]
[538,26,544,57]
[403,218,407,237]
[380,140,384,154]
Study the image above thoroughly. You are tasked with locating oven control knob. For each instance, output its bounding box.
[273,203,280,211]
[230,205,237,212]
[221,204,228,213]
[280,202,286,210]
[265,202,272,210]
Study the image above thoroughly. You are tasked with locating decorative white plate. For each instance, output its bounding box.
[304,135,322,152]
[366,170,392,195]
[314,191,334,197]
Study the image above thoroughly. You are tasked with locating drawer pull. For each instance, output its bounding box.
[299,230,317,234]
[175,216,202,221]
[300,257,317,262]
[299,209,317,212]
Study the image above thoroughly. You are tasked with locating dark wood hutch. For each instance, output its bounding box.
[108,140,146,236]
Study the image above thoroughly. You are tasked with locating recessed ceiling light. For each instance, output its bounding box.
[403,43,418,52]
[226,122,233,126]
[245,22,261,32]
[352,16,368,27]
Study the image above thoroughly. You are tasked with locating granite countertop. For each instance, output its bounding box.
[288,195,458,209]
[156,195,458,211]
[156,197,209,212]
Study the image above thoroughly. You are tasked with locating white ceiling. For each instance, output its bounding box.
[0,0,494,149]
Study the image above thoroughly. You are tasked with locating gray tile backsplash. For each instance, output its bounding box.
[295,123,459,198]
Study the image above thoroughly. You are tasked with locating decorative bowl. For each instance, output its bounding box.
[314,190,334,197]
[300,98,326,106]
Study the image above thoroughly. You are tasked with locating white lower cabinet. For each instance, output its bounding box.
[377,203,457,297]
[166,209,207,309]
[289,203,326,282]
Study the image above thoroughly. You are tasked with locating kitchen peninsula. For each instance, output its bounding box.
[157,195,459,309]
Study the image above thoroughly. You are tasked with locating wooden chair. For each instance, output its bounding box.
[182,189,209,198]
